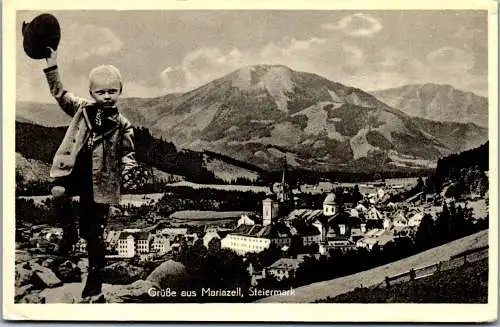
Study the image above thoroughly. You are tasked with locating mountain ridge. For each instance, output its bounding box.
[16,65,488,172]
[371,83,488,128]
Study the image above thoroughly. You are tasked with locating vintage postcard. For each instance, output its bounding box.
[3,0,498,322]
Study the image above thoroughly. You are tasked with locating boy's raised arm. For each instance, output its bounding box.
[43,47,88,117]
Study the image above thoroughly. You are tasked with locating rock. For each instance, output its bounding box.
[19,292,45,304]
[31,263,63,288]
[41,258,55,268]
[15,263,34,287]
[38,283,83,303]
[103,279,156,303]
[77,258,89,273]
[37,280,156,303]
[29,257,44,266]
[56,260,81,283]
[102,261,145,285]
[146,260,186,288]
[15,250,32,264]
[80,293,106,303]
[15,284,34,302]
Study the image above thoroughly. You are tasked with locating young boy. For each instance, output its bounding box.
[43,47,138,298]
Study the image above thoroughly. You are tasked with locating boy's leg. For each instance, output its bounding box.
[80,195,109,298]
[51,178,78,255]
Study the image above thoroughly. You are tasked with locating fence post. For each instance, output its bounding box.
[409,268,416,280]
[463,254,467,266]
[385,276,390,288]
[436,261,441,272]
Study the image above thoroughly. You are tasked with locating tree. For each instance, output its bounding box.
[436,203,451,243]
[288,235,305,258]
[414,214,436,250]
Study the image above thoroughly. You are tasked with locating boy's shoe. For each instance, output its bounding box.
[80,293,106,303]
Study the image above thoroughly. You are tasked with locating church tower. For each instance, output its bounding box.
[271,156,293,217]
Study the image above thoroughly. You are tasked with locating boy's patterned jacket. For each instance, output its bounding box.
[44,65,137,204]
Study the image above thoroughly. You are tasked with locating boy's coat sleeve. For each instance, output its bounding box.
[119,115,138,173]
[43,65,88,117]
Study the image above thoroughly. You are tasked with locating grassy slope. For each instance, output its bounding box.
[257,230,488,303]
[320,258,488,303]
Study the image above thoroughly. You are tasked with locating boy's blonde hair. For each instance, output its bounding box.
[88,65,123,92]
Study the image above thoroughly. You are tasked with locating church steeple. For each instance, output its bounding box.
[280,156,290,203]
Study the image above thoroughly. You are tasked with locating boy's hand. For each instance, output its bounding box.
[45,47,57,67]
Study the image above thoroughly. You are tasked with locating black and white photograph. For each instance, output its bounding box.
[3,0,498,322]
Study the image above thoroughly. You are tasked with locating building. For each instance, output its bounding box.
[283,209,323,246]
[366,207,384,221]
[266,257,304,281]
[136,232,153,254]
[157,227,188,236]
[117,232,136,258]
[75,238,87,253]
[323,193,338,217]
[327,236,356,250]
[222,198,293,255]
[222,197,323,255]
[356,229,395,250]
[393,212,408,228]
[203,228,221,248]
[221,223,292,255]
[104,230,121,250]
[408,212,425,227]
[116,231,153,258]
[383,217,393,230]
[151,235,170,253]
[238,214,257,226]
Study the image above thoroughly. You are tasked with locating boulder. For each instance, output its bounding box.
[19,292,45,304]
[37,280,156,303]
[146,260,187,288]
[38,283,81,304]
[56,260,81,283]
[15,284,34,302]
[102,261,145,285]
[15,250,32,264]
[103,279,157,303]
[31,263,63,288]
[15,263,34,287]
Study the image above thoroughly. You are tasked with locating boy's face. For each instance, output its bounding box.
[90,80,121,108]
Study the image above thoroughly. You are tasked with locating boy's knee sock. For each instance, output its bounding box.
[52,186,78,243]
[87,237,106,271]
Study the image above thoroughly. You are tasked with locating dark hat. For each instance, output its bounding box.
[22,13,61,59]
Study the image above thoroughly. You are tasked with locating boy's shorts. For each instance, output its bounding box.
[52,149,93,198]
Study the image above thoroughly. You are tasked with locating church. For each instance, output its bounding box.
[221,158,323,255]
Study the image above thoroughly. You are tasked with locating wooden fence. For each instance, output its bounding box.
[384,245,489,287]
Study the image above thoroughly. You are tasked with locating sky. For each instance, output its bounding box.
[16,10,488,103]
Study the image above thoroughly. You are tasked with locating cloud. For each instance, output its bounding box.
[426,46,475,72]
[160,67,188,92]
[452,25,485,41]
[342,44,364,66]
[122,81,166,98]
[322,13,382,37]
[58,22,123,62]
[159,47,249,93]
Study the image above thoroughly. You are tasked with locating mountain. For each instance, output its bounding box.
[16,152,51,183]
[371,84,488,128]
[14,122,263,188]
[117,65,487,171]
[16,101,71,127]
[16,65,488,172]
